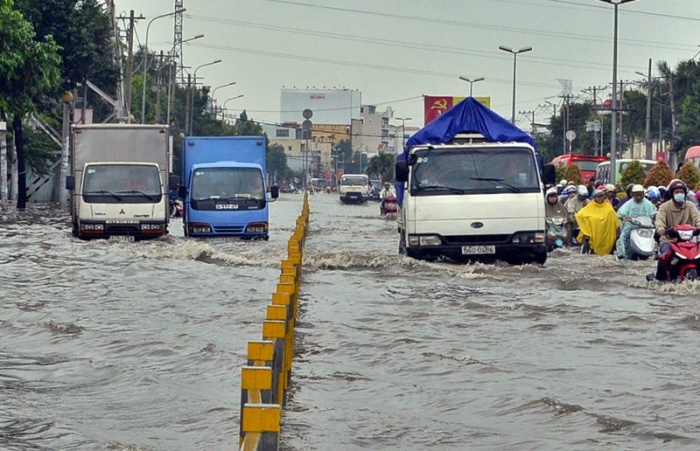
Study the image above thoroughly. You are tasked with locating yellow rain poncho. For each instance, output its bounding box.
[575,200,620,255]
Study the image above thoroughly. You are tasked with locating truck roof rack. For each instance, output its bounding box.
[451,133,488,144]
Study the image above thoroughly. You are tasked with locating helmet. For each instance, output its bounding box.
[631,184,644,194]
[384,182,391,187]
[559,179,567,186]
[605,183,616,192]
[695,190,700,202]
[593,188,606,197]
[577,185,588,197]
[625,183,635,196]
[563,186,576,195]
[546,187,558,197]
[667,179,688,194]
[646,186,660,201]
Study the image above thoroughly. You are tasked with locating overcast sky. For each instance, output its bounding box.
[113,0,700,130]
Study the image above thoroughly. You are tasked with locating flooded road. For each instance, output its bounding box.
[2,194,700,450]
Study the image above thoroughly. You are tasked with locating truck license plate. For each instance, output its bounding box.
[462,245,495,255]
[109,235,135,242]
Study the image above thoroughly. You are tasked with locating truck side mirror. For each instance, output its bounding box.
[395,161,409,182]
[168,175,180,191]
[542,164,556,186]
[270,185,279,199]
[66,175,75,190]
[178,185,188,198]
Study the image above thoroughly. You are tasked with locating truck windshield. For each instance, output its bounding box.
[82,164,162,203]
[410,147,540,194]
[191,167,265,201]
[341,176,367,186]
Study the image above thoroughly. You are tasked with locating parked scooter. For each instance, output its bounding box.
[649,224,700,282]
[381,195,398,218]
[545,217,569,252]
[625,216,656,260]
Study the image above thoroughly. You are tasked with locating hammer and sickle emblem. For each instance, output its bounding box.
[430,98,448,111]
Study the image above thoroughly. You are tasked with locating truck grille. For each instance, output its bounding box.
[212,225,245,234]
[443,234,510,245]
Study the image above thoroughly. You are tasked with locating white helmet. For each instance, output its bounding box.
[631,184,644,194]
[559,179,567,186]
[546,187,558,197]
[577,185,588,197]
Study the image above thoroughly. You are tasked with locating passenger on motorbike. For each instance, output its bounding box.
[652,179,700,280]
[615,184,656,260]
[605,183,620,210]
[646,186,660,206]
[379,182,397,214]
[575,188,620,255]
[565,185,590,242]
[545,187,570,248]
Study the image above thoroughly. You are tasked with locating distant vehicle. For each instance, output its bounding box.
[339,174,371,203]
[550,153,607,181]
[370,179,383,201]
[684,145,700,169]
[310,178,330,192]
[595,159,656,185]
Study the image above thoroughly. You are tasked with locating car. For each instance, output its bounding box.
[370,179,383,201]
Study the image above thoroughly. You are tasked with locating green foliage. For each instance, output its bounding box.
[644,160,674,187]
[675,161,700,189]
[619,160,647,187]
[235,110,263,136]
[267,143,288,184]
[23,126,58,176]
[554,164,566,183]
[563,164,584,186]
[366,152,395,181]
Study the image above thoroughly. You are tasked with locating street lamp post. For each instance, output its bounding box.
[396,117,411,151]
[211,81,236,120]
[188,59,222,134]
[636,60,655,160]
[166,34,203,126]
[458,76,485,97]
[498,46,532,124]
[141,8,185,124]
[599,0,636,184]
[222,94,244,123]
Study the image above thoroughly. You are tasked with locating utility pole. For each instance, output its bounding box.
[155,51,164,121]
[644,59,652,159]
[185,73,192,134]
[124,10,137,121]
[0,121,6,207]
[669,72,678,170]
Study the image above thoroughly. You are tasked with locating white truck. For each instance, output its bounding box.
[66,124,175,241]
[339,173,371,203]
[395,98,554,264]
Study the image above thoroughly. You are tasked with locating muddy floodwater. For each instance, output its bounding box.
[2,194,700,450]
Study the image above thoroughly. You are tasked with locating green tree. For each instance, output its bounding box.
[619,160,647,187]
[366,152,395,181]
[563,164,584,186]
[675,161,700,189]
[267,143,287,184]
[235,110,263,136]
[0,0,61,209]
[644,160,674,188]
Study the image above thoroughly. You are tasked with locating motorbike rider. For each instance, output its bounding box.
[615,184,656,260]
[575,188,620,255]
[651,179,700,280]
[545,187,570,247]
[565,185,590,242]
[379,181,397,214]
[605,183,620,210]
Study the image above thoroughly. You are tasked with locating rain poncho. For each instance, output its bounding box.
[575,200,620,255]
[615,198,656,259]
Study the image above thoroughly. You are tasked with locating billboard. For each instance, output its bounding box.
[280,89,361,125]
[424,96,491,125]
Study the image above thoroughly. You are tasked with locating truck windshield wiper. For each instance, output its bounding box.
[471,177,521,193]
[417,185,465,194]
[84,190,123,201]
[117,190,156,201]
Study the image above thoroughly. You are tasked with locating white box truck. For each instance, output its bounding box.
[66,124,175,241]
[395,98,555,264]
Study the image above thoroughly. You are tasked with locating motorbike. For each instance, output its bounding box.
[381,195,398,218]
[650,224,700,282]
[625,216,656,260]
[545,216,569,252]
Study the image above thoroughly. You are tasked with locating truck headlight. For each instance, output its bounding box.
[246,222,268,234]
[512,232,545,244]
[408,234,441,246]
[190,223,211,234]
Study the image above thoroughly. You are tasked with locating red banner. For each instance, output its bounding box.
[423,96,489,125]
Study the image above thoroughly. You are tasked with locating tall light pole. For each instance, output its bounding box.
[599,0,636,184]
[222,94,245,123]
[188,59,222,134]
[141,7,185,124]
[396,117,412,150]
[498,46,532,124]
[636,60,654,160]
[166,34,204,126]
[458,76,485,97]
[211,81,236,119]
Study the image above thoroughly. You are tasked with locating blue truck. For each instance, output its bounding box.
[179,136,279,239]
